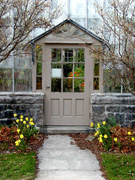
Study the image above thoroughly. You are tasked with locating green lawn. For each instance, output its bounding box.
[0,152,36,180]
[101,153,135,180]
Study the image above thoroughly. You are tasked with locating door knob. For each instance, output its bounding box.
[47,85,50,88]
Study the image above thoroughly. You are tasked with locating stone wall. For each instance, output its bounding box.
[91,93,135,126]
[0,93,44,127]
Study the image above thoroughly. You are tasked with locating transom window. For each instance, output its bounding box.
[51,48,85,92]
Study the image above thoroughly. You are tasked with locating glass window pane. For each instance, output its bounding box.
[74,64,85,77]
[0,68,13,92]
[63,49,73,62]
[63,64,73,77]
[93,77,99,90]
[51,64,62,78]
[15,69,32,91]
[94,63,99,76]
[36,77,42,90]
[94,57,100,62]
[63,79,73,92]
[51,78,61,92]
[37,63,42,75]
[15,55,32,68]
[74,79,85,92]
[36,45,42,61]
[52,49,61,62]
[75,49,84,62]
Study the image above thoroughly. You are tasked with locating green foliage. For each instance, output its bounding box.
[0,152,36,180]
[101,153,135,180]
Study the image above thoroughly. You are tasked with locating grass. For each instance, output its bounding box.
[101,153,135,180]
[0,152,36,180]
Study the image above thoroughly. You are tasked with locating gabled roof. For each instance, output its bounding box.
[30,19,104,44]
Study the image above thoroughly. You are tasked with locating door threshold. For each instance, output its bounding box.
[40,126,94,134]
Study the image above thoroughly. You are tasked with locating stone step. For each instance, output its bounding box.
[40,126,94,134]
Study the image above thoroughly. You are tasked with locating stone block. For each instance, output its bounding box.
[130,120,135,128]
[106,106,120,112]
[92,106,105,115]
[126,114,135,121]
[4,109,14,118]
[121,106,135,113]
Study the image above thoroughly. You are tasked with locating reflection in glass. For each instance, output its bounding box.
[36,45,42,61]
[93,77,99,90]
[63,49,73,62]
[63,79,73,92]
[51,78,61,92]
[94,63,99,76]
[37,63,42,75]
[75,49,84,62]
[52,64,61,78]
[0,68,13,91]
[52,49,61,62]
[63,64,73,77]
[74,64,85,77]
[36,77,42,90]
[74,79,84,92]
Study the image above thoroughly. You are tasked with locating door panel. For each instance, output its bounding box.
[44,45,90,126]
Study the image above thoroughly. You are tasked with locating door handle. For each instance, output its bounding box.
[46,85,50,88]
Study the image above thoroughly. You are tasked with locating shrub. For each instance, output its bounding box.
[90,117,135,152]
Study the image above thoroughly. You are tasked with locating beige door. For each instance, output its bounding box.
[44,45,91,126]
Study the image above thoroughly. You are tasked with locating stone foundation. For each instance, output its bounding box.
[0,93,44,126]
[91,93,135,126]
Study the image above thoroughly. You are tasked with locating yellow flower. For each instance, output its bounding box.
[104,134,108,139]
[114,137,117,142]
[103,121,106,125]
[17,129,20,133]
[20,115,23,119]
[30,118,33,122]
[23,121,26,125]
[100,134,103,138]
[16,119,19,123]
[14,114,17,117]
[90,122,94,127]
[20,119,23,122]
[128,131,132,135]
[31,122,34,126]
[15,140,21,146]
[98,137,103,143]
[18,139,21,143]
[27,125,29,128]
[94,131,99,136]
[132,137,134,141]
[26,117,28,121]
[20,134,24,139]
[97,123,100,129]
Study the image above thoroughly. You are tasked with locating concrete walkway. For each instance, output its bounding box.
[35,135,105,180]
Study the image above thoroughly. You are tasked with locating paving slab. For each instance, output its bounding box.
[35,135,105,180]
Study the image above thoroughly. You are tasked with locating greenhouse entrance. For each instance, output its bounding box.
[44,45,90,126]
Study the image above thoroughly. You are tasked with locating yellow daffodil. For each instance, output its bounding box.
[104,134,108,139]
[20,115,23,119]
[90,122,94,127]
[25,117,28,121]
[31,122,34,126]
[128,131,131,135]
[14,114,17,117]
[18,139,21,143]
[114,137,117,142]
[17,129,20,133]
[15,140,20,146]
[97,123,100,129]
[30,118,33,122]
[16,119,19,123]
[94,130,99,136]
[100,134,103,138]
[132,137,134,141]
[98,137,103,143]
[103,121,106,125]
[20,134,24,139]
[20,119,23,122]
[23,121,26,125]
[27,125,29,128]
